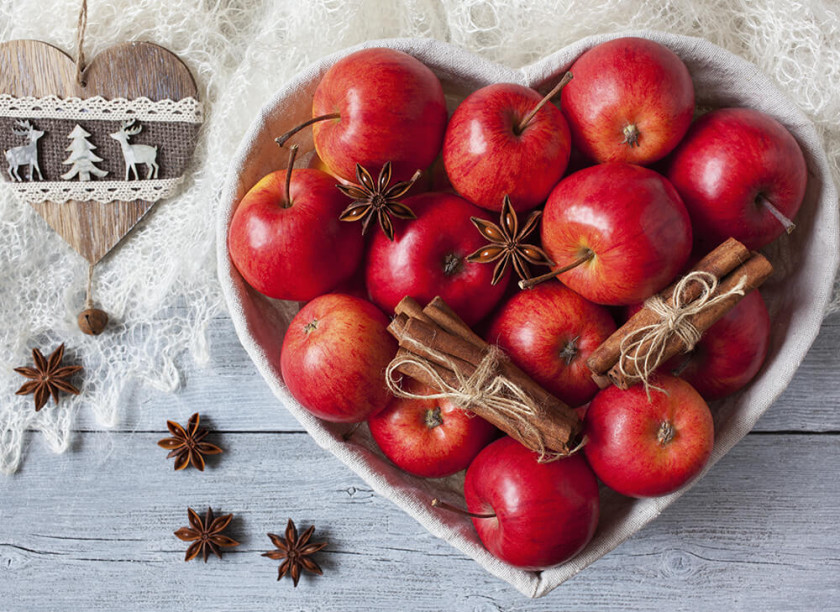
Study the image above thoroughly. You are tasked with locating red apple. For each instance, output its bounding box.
[561,37,694,165]
[310,47,448,184]
[487,281,616,407]
[666,107,807,250]
[366,192,510,325]
[584,375,714,498]
[663,290,770,400]
[368,379,498,478]
[228,167,363,301]
[443,82,571,212]
[280,294,396,422]
[462,436,599,569]
[540,162,692,305]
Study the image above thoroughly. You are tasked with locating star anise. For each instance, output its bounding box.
[262,519,327,586]
[14,344,82,412]
[157,412,222,471]
[174,507,240,562]
[466,195,555,285]
[337,162,421,241]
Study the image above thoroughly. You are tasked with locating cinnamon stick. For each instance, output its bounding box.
[587,237,751,377]
[387,296,581,454]
[423,296,486,350]
[607,252,773,389]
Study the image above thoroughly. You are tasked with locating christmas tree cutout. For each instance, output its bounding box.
[61,124,108,181]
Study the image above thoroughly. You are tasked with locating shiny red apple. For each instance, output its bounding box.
[310,47,448,184]
[662,290,770,400]
[228,167,363,301]
[368,379,498,478]
[487,281,616,407]
[366,192,510,325]
[584,375,714,498]
[561,37,694,165]
[280,294,396,423]
[443,82,571,212]
[666,107,807,251]
[540,162,692,305]
[462,436,600,569]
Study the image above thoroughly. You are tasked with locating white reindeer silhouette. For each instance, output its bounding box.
[109,119,159,180]
[5,120,45,181]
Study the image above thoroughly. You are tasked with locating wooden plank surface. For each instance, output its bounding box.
[1,313,838,610]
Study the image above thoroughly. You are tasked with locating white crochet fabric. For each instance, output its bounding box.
[0,1,838,490]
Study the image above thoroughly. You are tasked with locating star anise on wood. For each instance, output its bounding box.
[157,412,222,471]
[174,507,240,562]
[337,162,422,241]
[466,195,555,285]
[262,519,327,586]
[14,344,82,412]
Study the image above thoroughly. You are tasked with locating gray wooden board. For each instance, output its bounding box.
[1,313,839,610]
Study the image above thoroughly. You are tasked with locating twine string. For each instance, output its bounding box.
[386,337,575,462]
[76,0,88,86]
[85,263,94,309]
[617,271,748,396]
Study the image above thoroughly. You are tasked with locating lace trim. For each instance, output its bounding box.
[0,95,203,124]
[8,178,185,203]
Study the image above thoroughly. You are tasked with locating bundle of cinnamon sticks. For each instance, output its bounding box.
[587,237,773,390]
[386,296,581,456]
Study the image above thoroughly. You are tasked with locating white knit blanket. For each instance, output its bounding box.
[0,0,838,476]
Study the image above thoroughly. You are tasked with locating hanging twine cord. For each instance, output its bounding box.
[75,0,88,86]
[617,270,748,395]
[85,263,94,309]
[386,339,581,462]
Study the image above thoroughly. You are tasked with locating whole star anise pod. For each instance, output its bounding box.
[337,162,421,241]
[262,519,327,586]
[466,195,555,285]
[157,412,222,471]
[14,344,82,412]
[174,507,239,562]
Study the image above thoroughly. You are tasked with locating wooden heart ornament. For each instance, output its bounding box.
[0,40,201,264]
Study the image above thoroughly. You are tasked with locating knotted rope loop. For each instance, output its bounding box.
[385,339,579,462]
[617,271,748,396]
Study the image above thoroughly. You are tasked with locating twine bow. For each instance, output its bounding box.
[386,340,577,462]
[617,271,747,396]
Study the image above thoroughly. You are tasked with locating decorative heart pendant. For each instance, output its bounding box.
[0,39,202,264]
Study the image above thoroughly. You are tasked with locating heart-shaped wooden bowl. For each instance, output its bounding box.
[217,32,839,597]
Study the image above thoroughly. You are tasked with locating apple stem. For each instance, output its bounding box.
[757,193,796,234]
[431,498,496,520]
[519,249,594,290]
[516,71,573,134]
[670,353,693,377]
[275,112,341,147]
[282,144,299,209]
[559,336,580,365]
[342,421,362,441]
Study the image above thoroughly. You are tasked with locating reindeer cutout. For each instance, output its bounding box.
[110,119,159,180]
[5,120,45,182]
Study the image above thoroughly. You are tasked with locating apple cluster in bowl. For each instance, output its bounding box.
[227,38,804,570]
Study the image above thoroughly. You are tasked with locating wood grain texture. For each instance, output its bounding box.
[0,314,835,610]
[0,433,837,610]
[0,39,198,264]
